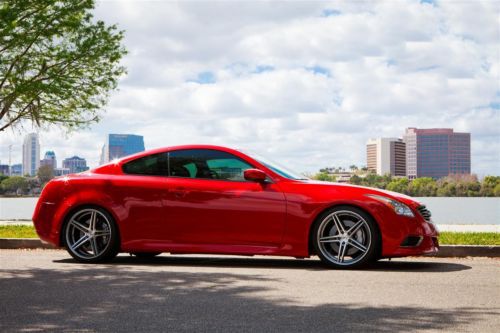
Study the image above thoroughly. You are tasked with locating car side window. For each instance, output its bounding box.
[122,153,168,176]
[168,149,253,181]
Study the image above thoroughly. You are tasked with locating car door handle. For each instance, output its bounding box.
[170,187,189,198]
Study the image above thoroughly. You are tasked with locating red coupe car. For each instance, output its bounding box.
[33,145,439,268]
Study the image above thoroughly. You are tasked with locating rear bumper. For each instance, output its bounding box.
[32,200,63,247]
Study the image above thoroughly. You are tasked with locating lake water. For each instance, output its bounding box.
[0,197,498,225]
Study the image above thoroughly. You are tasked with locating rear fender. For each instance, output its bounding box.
[52,190,120,247]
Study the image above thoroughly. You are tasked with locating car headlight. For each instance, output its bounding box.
[365,194,415,217]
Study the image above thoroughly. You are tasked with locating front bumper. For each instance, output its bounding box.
[380,212,439,258]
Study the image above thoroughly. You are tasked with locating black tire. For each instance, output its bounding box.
[312,205,380,269]
[131,252,161,258]
[63,206,119,263]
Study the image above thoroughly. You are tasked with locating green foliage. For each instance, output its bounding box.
[37,164,54,184]
[494,183,500,197]
[386,177,409,195]
[0,225,38,238]
[480,176,500,196]
[349,174,362,185]
[408,177,437,196]
[0,173,8,182]
[439,232,500,245]
[313,172,336,182]
[1,176,28,193]
[0,0,127,131]
[311,169,500,197]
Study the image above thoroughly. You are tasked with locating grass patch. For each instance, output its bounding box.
[439,232,500,246]
[0,225,38,238]
[0,225,498,245]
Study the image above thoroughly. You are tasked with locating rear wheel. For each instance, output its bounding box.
[63,207,119,263]
[313,206,379,269]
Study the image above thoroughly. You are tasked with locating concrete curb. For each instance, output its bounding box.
[0,239,499,257]
[435,245,500,258]
[0,238,56,249]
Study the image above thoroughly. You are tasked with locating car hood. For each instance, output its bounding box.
[299,180,421,207]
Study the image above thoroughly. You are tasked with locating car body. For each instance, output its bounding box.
[33,145,439,268]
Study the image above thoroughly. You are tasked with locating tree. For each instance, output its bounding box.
[349,174,362,185]
[481,176,500,196]
[386,177,409,194]
[409,177,437,196]
[37,164,54,183]
[494,183,500,197]
[1,175,28,193]
[0,0,126,131]
[314,172,336,182]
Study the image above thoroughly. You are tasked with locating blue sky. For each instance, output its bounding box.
[0,0,499,176]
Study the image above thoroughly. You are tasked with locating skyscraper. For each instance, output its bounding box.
[40,151,57,170]
[22,133,40,176]
[62,156,89,173]
[366,138,406,176]
[403,128,471,179]
[99,134,145,164]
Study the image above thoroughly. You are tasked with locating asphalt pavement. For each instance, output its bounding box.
[1,250,499,332]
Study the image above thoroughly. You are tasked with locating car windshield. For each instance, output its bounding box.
[240,149,309,180]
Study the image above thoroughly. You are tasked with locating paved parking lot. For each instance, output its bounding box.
[1,250,499,332]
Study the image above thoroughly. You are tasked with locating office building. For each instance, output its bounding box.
[11,164,22,176]
[403,128,471,179]
[40,151,57,170]
[100,134,145,164]
[366,138,406,176]
[22,133,40,176]
[0,164,9,175]
[54,168,70,177]
[62,156,89,174]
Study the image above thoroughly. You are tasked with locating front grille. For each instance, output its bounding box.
[417,205,432,222]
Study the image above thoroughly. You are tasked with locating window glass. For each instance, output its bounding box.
[169,149,253,181]
[239,149,308,180]
[122,153,168,176]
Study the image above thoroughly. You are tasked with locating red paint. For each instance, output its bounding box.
[33,145,439,259]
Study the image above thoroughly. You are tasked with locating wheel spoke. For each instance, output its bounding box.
[90,237,99,255]
[319,235,342,243]
[89,211,97,232]
[347,220,364,237]
[331,214,346,233]
[70,219,88,233]
[70,234,91,251]
[337,242,348,263]
[94,229,111,237]
[348,238,367,253]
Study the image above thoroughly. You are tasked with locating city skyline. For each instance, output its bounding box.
[0,127,483,180]
[0,1,498,176]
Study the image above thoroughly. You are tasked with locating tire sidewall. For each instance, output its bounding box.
[63,206,120,263]
[312,205,380,269]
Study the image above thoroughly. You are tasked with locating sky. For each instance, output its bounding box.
[1,0,499,176]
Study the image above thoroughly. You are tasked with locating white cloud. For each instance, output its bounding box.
[0,0,498,176]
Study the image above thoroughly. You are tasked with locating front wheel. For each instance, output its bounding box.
[63,207,119,263]
[312,206,379,269]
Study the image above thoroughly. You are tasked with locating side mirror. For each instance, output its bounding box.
[244,169,268,182]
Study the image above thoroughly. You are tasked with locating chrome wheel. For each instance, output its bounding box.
[316,210,373,266]
[65,208,113,260]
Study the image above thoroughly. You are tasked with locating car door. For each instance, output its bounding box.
[165,149,287,247]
